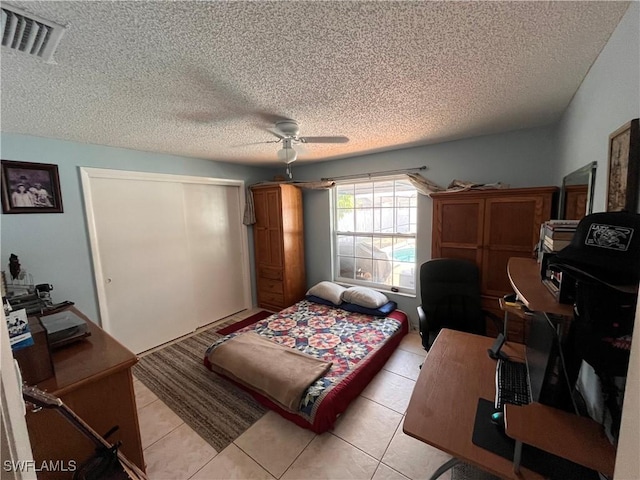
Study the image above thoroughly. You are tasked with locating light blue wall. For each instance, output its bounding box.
[555,2,640,212]
[0,133,272,322]
[289,125,558,324]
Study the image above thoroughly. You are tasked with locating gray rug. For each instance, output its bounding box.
[132,324,267,452]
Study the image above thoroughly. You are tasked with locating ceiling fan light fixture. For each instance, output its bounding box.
[277,146,297,164]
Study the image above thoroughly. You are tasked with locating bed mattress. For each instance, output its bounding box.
[204,299,409,433]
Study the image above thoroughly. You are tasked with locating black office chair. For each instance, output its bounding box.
[417,258,500,350]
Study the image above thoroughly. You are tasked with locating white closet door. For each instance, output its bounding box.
[90,177,198,353]
[183,183,247,327]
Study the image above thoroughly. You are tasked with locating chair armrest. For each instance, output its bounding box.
[417,305,430,350]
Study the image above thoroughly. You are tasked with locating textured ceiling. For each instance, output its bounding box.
[0,1,630,166]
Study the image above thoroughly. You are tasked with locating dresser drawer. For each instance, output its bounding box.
[259,279,284,294]
[259,266,283,281]
[258,291,284,307]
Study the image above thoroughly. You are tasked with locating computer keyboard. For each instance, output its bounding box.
[495,358,531,409]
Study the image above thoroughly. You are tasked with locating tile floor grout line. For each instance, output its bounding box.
[378,416,403,462]
[371,420,412,480]
[358,392,408,416]
[141,419,185,453]
[233,430,317,479]
[381,365,420,382]
[325,430,388,465]
[186,452,219,480]
[139,398,185,452]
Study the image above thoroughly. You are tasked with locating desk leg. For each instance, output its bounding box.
[513,440,523,474]
[429,458,461,480]
[503,310,509,340]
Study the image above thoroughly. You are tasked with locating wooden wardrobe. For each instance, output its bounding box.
[430,187,557,341]
[252,184,306,311]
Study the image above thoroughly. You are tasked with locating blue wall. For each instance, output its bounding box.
[555,2,640,212]
[0,133,272,321]
[290,125,558,323]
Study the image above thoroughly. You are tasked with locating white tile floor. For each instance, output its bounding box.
[133,312,455,480]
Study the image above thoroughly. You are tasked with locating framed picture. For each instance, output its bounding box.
[1,160,64,214]
[606,119,640,212]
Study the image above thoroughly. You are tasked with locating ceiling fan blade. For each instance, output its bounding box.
[298,136,349,144]
[231,139,280,147]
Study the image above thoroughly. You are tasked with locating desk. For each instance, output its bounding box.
[403,329,615,480]
[25,308,145,478]
[507,257,573,317]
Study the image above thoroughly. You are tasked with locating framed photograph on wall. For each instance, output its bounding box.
[1,160,64,214]
[607,119,639,212]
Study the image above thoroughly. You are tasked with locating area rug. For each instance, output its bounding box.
[132,325,267,452]
[216,309,272,335]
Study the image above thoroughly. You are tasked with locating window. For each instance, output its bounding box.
[333,177,418,294]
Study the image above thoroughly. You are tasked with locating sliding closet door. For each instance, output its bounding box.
[89,177,198,353]
[83,169,251,354]
[183,183,247,327]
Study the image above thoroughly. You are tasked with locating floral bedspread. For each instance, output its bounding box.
[205,300,404,423]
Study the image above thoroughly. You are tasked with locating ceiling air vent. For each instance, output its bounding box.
[1,5,66,63]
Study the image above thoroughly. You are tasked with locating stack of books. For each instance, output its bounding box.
[541,220,580,253]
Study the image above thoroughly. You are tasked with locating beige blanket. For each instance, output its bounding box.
[207,332,332,411]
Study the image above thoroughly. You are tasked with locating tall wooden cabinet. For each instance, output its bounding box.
[431,187,557,341]
[252,184,306,311]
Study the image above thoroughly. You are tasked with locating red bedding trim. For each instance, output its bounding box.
[204,309,409,433]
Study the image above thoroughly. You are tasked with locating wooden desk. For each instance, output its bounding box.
[507,257,573,317]
[403,329,614,479]
[505,403,615,477]
[25,308,145,478]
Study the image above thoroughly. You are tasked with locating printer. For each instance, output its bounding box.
[39,309,89,348]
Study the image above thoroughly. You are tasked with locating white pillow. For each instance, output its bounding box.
[342,286,389,308]
[306,281,346,305]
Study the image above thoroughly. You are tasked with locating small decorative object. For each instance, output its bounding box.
[606,119,639,212]
[8,254,22,280]
[1,160,63,213]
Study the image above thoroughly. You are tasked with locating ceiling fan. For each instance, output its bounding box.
[267,119,349,164]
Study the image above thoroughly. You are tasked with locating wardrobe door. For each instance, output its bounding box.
[90,177,198,353]
[85,171,251,353]
[432,198,485,267]
[481,195,546,297]
[183,183,249,328]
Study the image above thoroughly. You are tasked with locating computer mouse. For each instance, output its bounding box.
[490,411,504,428]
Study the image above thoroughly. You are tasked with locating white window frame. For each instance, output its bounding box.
[331,175,418,295]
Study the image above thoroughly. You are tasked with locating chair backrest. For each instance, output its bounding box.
[419,258,484,338]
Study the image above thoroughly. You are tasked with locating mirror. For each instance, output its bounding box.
[558,162,597,220]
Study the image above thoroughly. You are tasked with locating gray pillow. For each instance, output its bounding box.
[342,286,389,308]
[306,281,346,305]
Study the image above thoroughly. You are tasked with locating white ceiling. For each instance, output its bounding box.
[0,1,630,167]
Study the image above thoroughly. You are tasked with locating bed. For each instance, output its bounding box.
[204,298,409,433]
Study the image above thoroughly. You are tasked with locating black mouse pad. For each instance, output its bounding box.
[471,398,599,480]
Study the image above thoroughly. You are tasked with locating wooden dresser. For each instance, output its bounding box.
[252,184,306,311]
[431,187,557,342]
[25,308,144,478]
